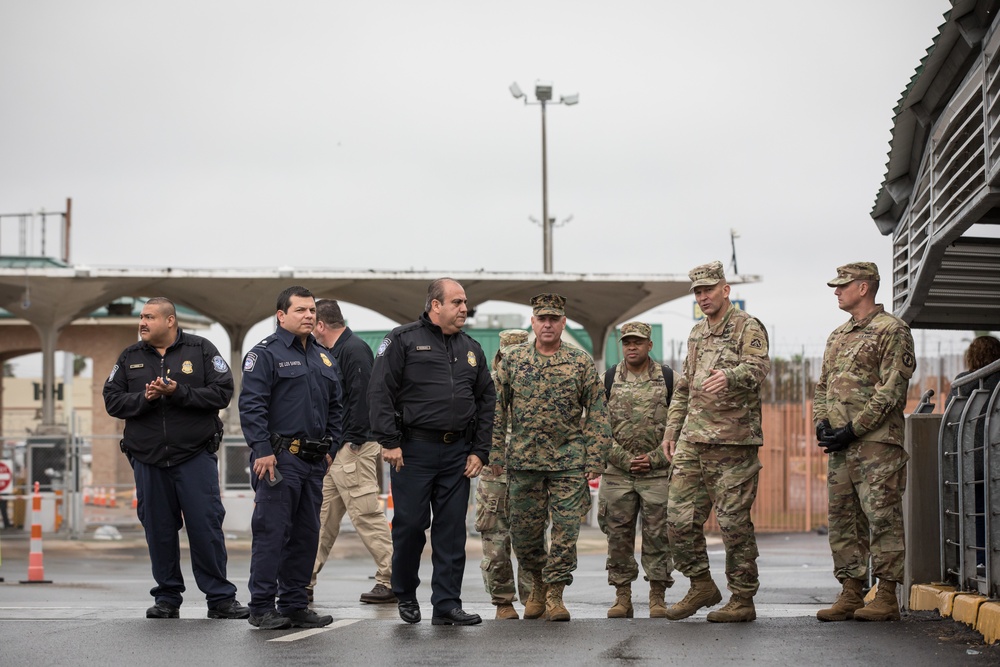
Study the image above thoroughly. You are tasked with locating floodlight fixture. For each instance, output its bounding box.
[534,80,553,101]
[509,82,524,99]
[560,93,579,105]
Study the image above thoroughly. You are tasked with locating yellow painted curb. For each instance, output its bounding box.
[952,594,988,626]
[975,602,1000,645]
[938,590,965,617]
[908,583,955,612]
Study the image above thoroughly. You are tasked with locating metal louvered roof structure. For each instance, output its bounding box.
[872,0,1000,328]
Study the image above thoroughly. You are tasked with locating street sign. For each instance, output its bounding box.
[0,459,13,494]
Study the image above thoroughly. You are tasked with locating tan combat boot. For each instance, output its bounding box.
[649,581,669,619]
[706,594,756,623]
[545,583,571,622]
[607,584,633,618]
[853,580,901,622]
[523,573,548,620]
[495,603,519,620]
[663,573,722,620]
[816,578,865,622]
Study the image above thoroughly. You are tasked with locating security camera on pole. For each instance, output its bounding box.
[509,80,578,274]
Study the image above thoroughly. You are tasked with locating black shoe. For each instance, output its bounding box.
[431,608,482,626]
[208,599,250,619]
[248,611,292,630]
[286,608,333,628]
[146,602,180,619]
[360,584,397,604]
[398,599,421,624]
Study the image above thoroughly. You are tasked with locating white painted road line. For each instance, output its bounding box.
[268,618,359,642]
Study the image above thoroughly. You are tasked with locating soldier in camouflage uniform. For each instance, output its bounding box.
[662,261,770,623]
[814,262,915,623]
[495,294,611,622]
[599,321,675,619]
[476,328,533,620]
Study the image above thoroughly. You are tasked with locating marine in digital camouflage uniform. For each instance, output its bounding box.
[495,293,611,621]
[662,261,770,623]
[476,328,533,620]
[599,321,675,619]
[813,262,915,623]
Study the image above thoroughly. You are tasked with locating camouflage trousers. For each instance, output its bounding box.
[598,473,674,587]
[827,441,908,583]
[667,441,761,597]
[508,469,591,586]
[475,472,532,604]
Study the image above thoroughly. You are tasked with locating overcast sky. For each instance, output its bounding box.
[1,0,972,374]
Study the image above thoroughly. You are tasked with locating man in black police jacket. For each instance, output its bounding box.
[368,277,495,625]
[104,297,249,620]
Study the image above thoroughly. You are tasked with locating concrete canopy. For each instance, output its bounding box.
[0,265,761,424]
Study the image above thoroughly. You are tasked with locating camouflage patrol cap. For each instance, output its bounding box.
[827,262,880,287]
[689,260,725,291]
[499,328,529,347]
[530,293,567,316]
[618,321,651,342]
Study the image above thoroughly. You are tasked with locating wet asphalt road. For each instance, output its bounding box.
[1,528,997,666]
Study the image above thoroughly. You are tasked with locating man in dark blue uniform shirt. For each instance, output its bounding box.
[239,286,344,630]
[368,277,495,626]
[103,297,249,620]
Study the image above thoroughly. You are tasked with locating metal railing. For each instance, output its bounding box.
[939,358,1000,597]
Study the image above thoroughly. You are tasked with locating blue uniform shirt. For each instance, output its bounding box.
[239,325,345,459]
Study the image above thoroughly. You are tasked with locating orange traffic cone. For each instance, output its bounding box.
[96,487,106,507]
[20,481,52,584]
[131,486,138,510]
[108,487,117,509]
[82,486,91,505]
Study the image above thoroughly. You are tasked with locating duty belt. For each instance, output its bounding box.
[405,427,464,444]
[270,434,330,462]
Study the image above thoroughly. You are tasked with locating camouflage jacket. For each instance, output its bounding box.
[601,361,671,477]
[494,342,611,474]
[813,305,915,446]
[664,304,770,445]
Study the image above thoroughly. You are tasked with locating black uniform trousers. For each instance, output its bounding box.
[248,450,325,615]
[390,437,471,615]
[132,449,237,608]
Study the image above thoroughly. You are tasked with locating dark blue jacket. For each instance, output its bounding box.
[329,327,374,447]
[103,330,232,467]
[239,326,345,459]
[368,312,495,464]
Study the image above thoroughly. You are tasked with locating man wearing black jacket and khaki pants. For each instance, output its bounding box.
[103,297,249,621]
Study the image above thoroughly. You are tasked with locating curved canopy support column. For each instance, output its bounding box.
[585,322,616,373]
[220,322,252,433]
[32,323,65,433]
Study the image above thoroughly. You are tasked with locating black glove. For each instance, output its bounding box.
[819,422,857,454]
[815,419,834,442]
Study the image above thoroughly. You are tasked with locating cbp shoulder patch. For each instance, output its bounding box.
[467,350,477,367]
[243,352,258,372]
[212,355,229,373]
[377,337,391,357]
[107,364,119,383]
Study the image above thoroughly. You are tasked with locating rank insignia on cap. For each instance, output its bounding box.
[181,360,194,374]
[212,356,228,373]
[320,352,333,367]
[467,351,477,367]
[243,352,258,372]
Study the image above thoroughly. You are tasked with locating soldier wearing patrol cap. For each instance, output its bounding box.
[662,261,770,623]
[599,321,675,619]
[494,294,611,622]
[814,262,915,623]
[475,328,533,619]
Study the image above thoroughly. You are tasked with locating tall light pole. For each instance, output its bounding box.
[510,80,578,273]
